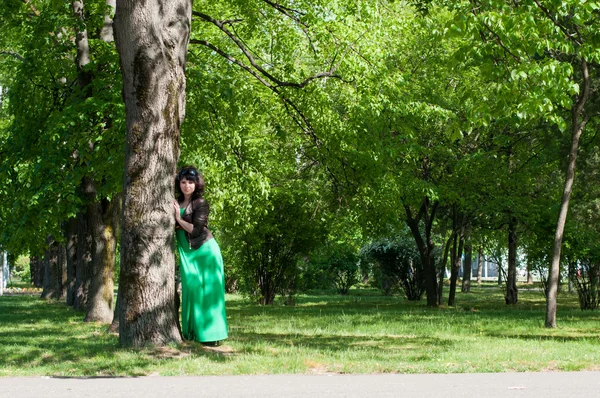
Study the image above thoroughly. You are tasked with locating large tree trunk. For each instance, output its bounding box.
[461,227,472,292]
[114,0,191,346]
[546,60,590,328]
[83,179,119,323]
[65,218,78,306]
[404,197,439,307]
[505,218,518,304]
[74,211,92,310]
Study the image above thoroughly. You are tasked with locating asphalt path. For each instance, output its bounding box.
[1,372,599,398]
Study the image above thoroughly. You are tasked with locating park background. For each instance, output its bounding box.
[0,0,599,376]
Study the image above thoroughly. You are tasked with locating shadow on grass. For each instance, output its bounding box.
[0,296,231,376]
[232,329,452,362]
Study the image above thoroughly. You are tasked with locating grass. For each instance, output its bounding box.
[1,284,600,377]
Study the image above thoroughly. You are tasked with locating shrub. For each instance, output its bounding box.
[569,260,600,310]
[362,237,424,300]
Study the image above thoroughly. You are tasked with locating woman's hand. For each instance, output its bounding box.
[173,200,181,221]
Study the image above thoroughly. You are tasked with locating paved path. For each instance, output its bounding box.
[1,372,599,398]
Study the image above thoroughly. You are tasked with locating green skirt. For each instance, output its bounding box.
[176,232,228,343]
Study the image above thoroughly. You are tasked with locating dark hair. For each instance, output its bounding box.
[175,166,205,202]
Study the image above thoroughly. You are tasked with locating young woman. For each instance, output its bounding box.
[172,166,228,345]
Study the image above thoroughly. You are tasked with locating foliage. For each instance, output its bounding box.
[569,260,600,310]
[221,189,327,305]
[0,0,124,256]
[11,255,31,282]
[307,242,361,295]
[362,236,425,300]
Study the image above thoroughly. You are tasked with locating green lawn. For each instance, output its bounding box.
[1,285,599,376]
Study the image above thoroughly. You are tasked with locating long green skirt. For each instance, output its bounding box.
[176,230,228,343]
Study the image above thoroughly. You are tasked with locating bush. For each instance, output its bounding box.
[362,237,425,300]
[222,191,326,304]
[569,260,600,310]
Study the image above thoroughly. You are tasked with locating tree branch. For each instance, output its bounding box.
[0,50,26,62]
[192,10,345,88]
[532,0,582,46]
[478,22,521,63]
[260,0,307,27]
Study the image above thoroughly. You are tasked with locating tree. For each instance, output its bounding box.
[448,0,600,327]
[113,0,192,346]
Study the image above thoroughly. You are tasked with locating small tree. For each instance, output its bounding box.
[569,260,600,310]
[230,191,326,304]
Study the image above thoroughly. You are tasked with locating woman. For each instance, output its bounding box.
[173,166,228,345]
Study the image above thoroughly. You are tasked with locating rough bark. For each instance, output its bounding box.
[65,218,78,306]
[546,60,590,328]
[461,227,472,293]
[505,218,518,304]
[404,197,439,307]
[114,0,191,346]
[73,0,119,323]
[83,178,119,323]
[476,247,483,285]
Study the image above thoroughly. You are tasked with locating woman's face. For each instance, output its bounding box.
[180,177,196,198]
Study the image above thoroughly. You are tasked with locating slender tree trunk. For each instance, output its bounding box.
[114,0,191,346]
[546,59,590,328]
[461,227,472,292]
[448,231,464,307]
[505,218,518,304]
[438,232,453,305]
[0,251,4,295]
[477,247,483,285]
[65,218,78,306]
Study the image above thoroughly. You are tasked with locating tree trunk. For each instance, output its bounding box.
[448,230,464,307]
[83,180,119,323]
[74,211,91,310]
[505,218,518,304]
[438,232,453,305]
[108,286,121,333]
[31,256,43,288]
[404,197,439,307]
[477,247,483,285]
[0,251,4,295]
[114,0,191,346]
[41,238,66,300]
[461,227,472,292]
[546,60,590,328]
[100,0,116,42]
[65,218,78,306]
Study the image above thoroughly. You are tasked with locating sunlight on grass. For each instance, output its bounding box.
[1,286,599,376]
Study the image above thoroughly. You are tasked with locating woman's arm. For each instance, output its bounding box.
[173,201,194,234]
